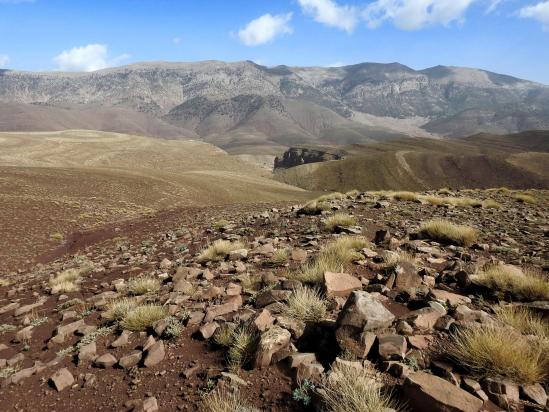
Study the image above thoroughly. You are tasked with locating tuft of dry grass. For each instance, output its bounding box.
[103,298,138,321]
[382,251,416,271]
[449,325,548,384]
[294,236,369,283]
[120,304,168,331]
[227,324,259,369]
[420,195,445,205]
[320,363,400,412]
[512,193,537,204]
[449,197,483,207]
[213,219,230,231]
[482,199,501,209]
[200,389,259,412]
[316,192,345,202]
[213,323,237,347]
[392,191,419,201]
[49,268,82,294]
[494,306,549,338]
[270,248,289,266]
[345,189,360,198]
[419,219,478,246]
[127,275,161,295]
[300,200,331,215]
[283,286,327,323]
[197,240,246,263]
[473,265,549,301]
[324,213,357,232]
[438,187,451,195]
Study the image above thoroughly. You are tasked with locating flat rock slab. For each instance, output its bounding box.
[404,371,483,412]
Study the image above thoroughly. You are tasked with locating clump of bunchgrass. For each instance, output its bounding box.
[270,248,290,266]
[127,275,161,295]
[482,199,501,209]
[419,219,478,246]
[320,362,400,412]
[392,191,419,201]
[448,324,548,384]
[473,265,549,301]
[213,219,230,231]
[120,304,168,332]
[103,298,139,321]
[226,324,259,369]
[197,240,246,263]
[300,200,331,215]
[283,286,327,323]
[294,236,370,283]
[513,193,537,204]
[324,213,357,232]
[199,389,259,412]
[494,306,548,338]
[381,251,416,271]
[49,268,82,294]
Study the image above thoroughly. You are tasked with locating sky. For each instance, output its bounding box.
[0,0,548,84]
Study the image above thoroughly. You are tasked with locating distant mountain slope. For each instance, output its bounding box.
[0,61,548,153]
[275,131,549,191]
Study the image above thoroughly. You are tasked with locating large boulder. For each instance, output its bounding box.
[404,371,483,412]
[337,291,395,331]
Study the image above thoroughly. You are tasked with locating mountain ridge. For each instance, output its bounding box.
[1,60,548,154]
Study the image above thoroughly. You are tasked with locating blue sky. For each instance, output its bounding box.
[0,0,548,84]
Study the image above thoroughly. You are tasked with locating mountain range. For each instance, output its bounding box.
[1,61,548,154]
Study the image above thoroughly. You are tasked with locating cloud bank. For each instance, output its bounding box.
[53,44,129,72]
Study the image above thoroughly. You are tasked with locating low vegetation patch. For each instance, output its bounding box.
[324,213,357,232]
[392,191,419,201]
[419,219,478,246]
[449,325,548,384]
[295,236,369,283]
[226,323,259,369]
[197,240,246,263]
[512,193,537,204]
[316,192,345,202]
[482,199,501,209]
[283,286,327,323]
[320,363,400,412]
[270,248,289,266]
[382,251,416,271]
[213,219,230,231]
[120,304,168,332]
[0,364,21,379]
[300,200,331,215]
[473,265,549,301]
[200,389,259,412]
[494,306,548,338]
[104,298,139,321]
[127,275,161,295]
[49,268,82,294]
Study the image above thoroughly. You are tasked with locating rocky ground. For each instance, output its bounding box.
[0,189,547,411]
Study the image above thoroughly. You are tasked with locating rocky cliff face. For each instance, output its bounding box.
[274,147,343,169]
[1,61,548,146]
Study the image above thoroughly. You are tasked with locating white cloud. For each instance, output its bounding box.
[519,1,549,30]
[298,0,359,32]
[0,54,9,67]
[238,13,293,46]
[172,37,182,44]
[53,44,129,72]
[363,0,478,30]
